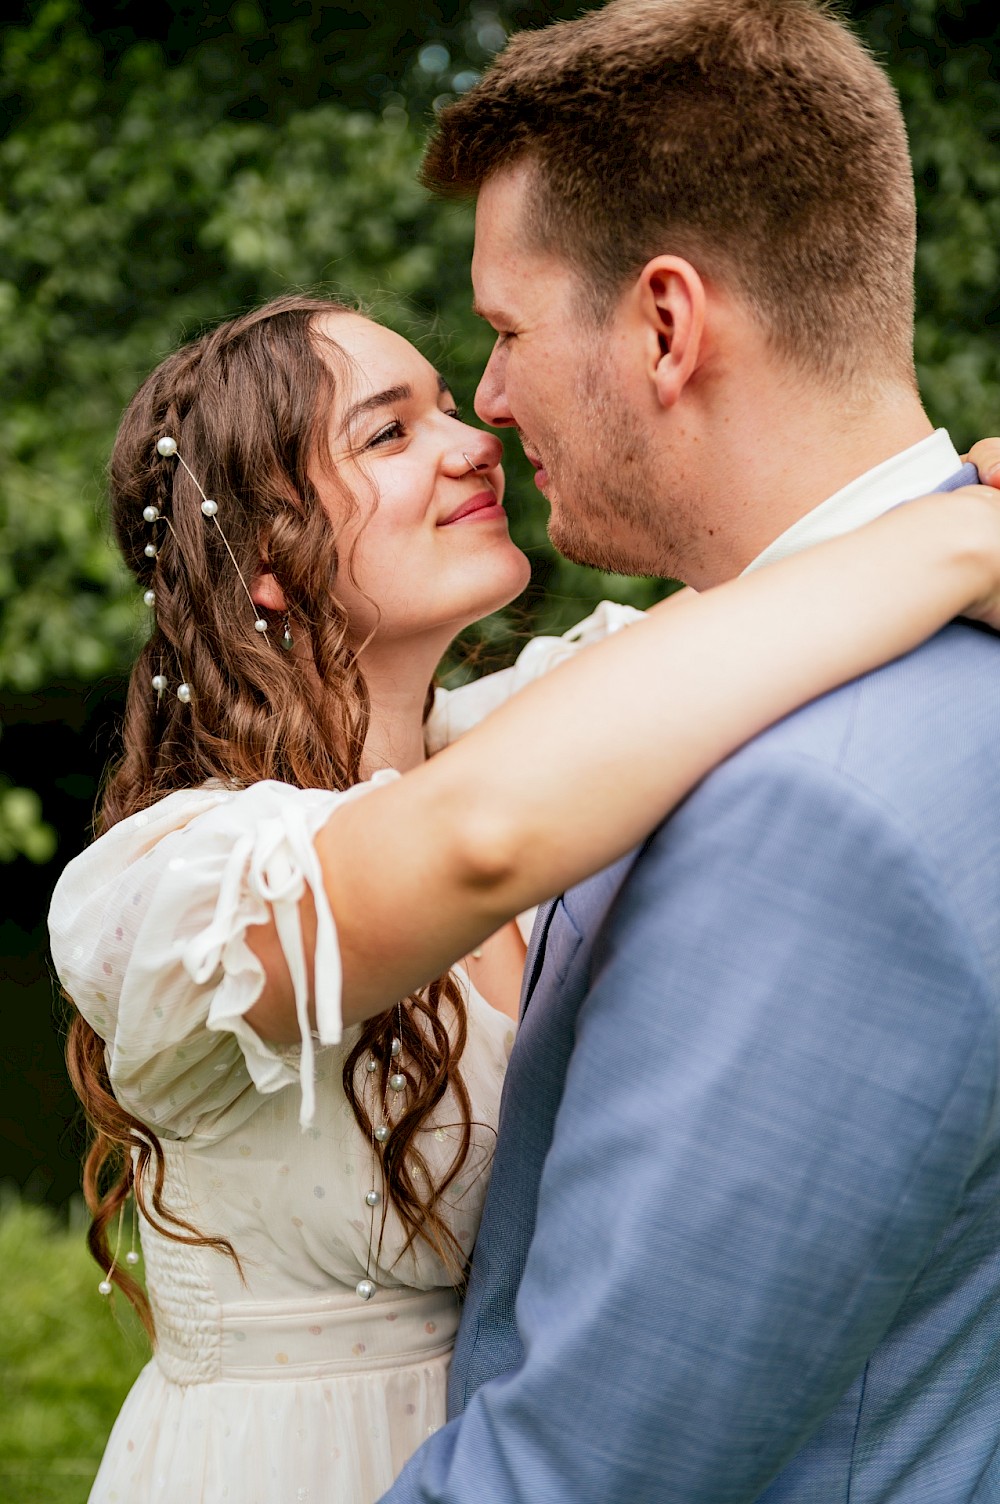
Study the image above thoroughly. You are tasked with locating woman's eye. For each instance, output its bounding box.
[366,418,405,449]
[444,406,462,421]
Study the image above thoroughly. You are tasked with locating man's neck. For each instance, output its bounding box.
[678,377,935,589]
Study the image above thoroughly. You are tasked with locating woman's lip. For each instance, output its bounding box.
[439,491,505,525]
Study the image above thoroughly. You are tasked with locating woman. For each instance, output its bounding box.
[49,292,1000,1503]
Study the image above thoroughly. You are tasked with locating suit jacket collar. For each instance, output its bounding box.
[519,898,559,1022]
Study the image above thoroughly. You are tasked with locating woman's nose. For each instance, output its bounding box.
[448,428,503,475]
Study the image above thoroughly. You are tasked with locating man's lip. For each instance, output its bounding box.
[522,450,549,488]
[438,490,505,525]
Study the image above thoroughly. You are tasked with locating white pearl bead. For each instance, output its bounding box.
[390,1038,401,1057]
[365,1058,378,1073]
[156,436,178,457]
[365,1189,381,1207]
[176,683,192,703]
[143,505,160,523]
[143,589,156,607]
[355,1278,376,1301]
[254,618,268,633]
[144,542,157,558]
[125,1250,140,1266]
[201,499,218,517]
[389,1073,406,1093]
[98,1279,113,1295]
[374,1125,390,1143]
[151,674,167,692]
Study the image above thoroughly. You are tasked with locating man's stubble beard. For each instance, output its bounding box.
[544,353,705,582]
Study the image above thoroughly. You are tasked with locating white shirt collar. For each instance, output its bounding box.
[743,429,964,574]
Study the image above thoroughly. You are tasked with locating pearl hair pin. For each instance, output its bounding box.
[98,1195,141,1298]
[356,1006,406,1302]
[146,436,273,704]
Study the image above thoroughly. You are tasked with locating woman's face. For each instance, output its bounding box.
[317,313,531,648]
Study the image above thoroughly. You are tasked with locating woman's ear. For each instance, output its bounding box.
[636,256,706,411]
[250,562,287,614]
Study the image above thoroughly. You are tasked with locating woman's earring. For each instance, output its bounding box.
[281,615,294,652]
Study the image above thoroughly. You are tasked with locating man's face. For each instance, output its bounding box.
[472,165,672,577]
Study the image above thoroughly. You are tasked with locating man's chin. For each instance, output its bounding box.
[547,512,646,576]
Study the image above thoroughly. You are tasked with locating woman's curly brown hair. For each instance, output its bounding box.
[65,293,475,1338]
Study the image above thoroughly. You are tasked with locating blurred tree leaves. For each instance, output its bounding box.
[0,0,998,856]
[0,782,56,863]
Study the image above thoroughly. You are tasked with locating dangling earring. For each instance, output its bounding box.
[281,614,294,652]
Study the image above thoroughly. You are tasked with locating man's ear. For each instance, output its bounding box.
[636,256,706,410]
[251,562,286,614]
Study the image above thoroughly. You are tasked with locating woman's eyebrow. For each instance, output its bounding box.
[340,374,451,433]
[341,385,412,431]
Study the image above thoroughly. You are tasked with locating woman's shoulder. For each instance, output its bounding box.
[48,776,385,1139]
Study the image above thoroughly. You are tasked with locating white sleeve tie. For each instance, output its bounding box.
[182,813,344,1129]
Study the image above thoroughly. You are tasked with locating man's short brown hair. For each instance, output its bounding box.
[423,0,918,388]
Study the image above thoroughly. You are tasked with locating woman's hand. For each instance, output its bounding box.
[954,441,1000,631]
[966,439,1000,486]
[949,483,1000,634]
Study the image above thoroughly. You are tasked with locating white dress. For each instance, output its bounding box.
[47,603,640,1504]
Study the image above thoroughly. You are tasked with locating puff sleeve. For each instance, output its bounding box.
[49,776,397,1140]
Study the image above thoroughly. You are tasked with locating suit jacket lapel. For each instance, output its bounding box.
[519,897,559,1022]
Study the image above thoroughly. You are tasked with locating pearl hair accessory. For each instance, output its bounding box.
[98,1195,141,1298]
[355,1005,405,1302]
[146,435,273,704]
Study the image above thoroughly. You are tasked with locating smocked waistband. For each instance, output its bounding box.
[154,1285,461,1385]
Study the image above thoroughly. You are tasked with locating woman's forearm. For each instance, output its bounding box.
[245,485,999,1040]
[312,486,1000,1028]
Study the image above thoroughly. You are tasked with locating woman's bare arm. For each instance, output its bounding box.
[246,484,1000,1040]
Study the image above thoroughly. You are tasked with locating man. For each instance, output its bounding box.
[385,1,1000,1498]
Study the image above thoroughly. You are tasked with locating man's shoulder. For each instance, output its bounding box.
[726,619,1000,789]
[640,620,1000,930]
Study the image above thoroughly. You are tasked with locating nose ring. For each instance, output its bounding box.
[463,451,488,473]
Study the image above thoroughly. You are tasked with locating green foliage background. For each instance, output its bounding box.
[0,1196,148,1504]
[3,0,997,739]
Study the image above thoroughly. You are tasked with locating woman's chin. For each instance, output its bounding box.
[473,553,533,621]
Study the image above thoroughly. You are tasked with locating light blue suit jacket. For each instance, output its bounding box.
[387,466,1000,1502]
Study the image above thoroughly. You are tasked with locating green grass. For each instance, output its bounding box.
[0,1196,150,1504]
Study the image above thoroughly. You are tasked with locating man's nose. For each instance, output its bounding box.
[474,345,515,428]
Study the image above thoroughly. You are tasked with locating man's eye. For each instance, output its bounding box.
[366,418,405,449]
